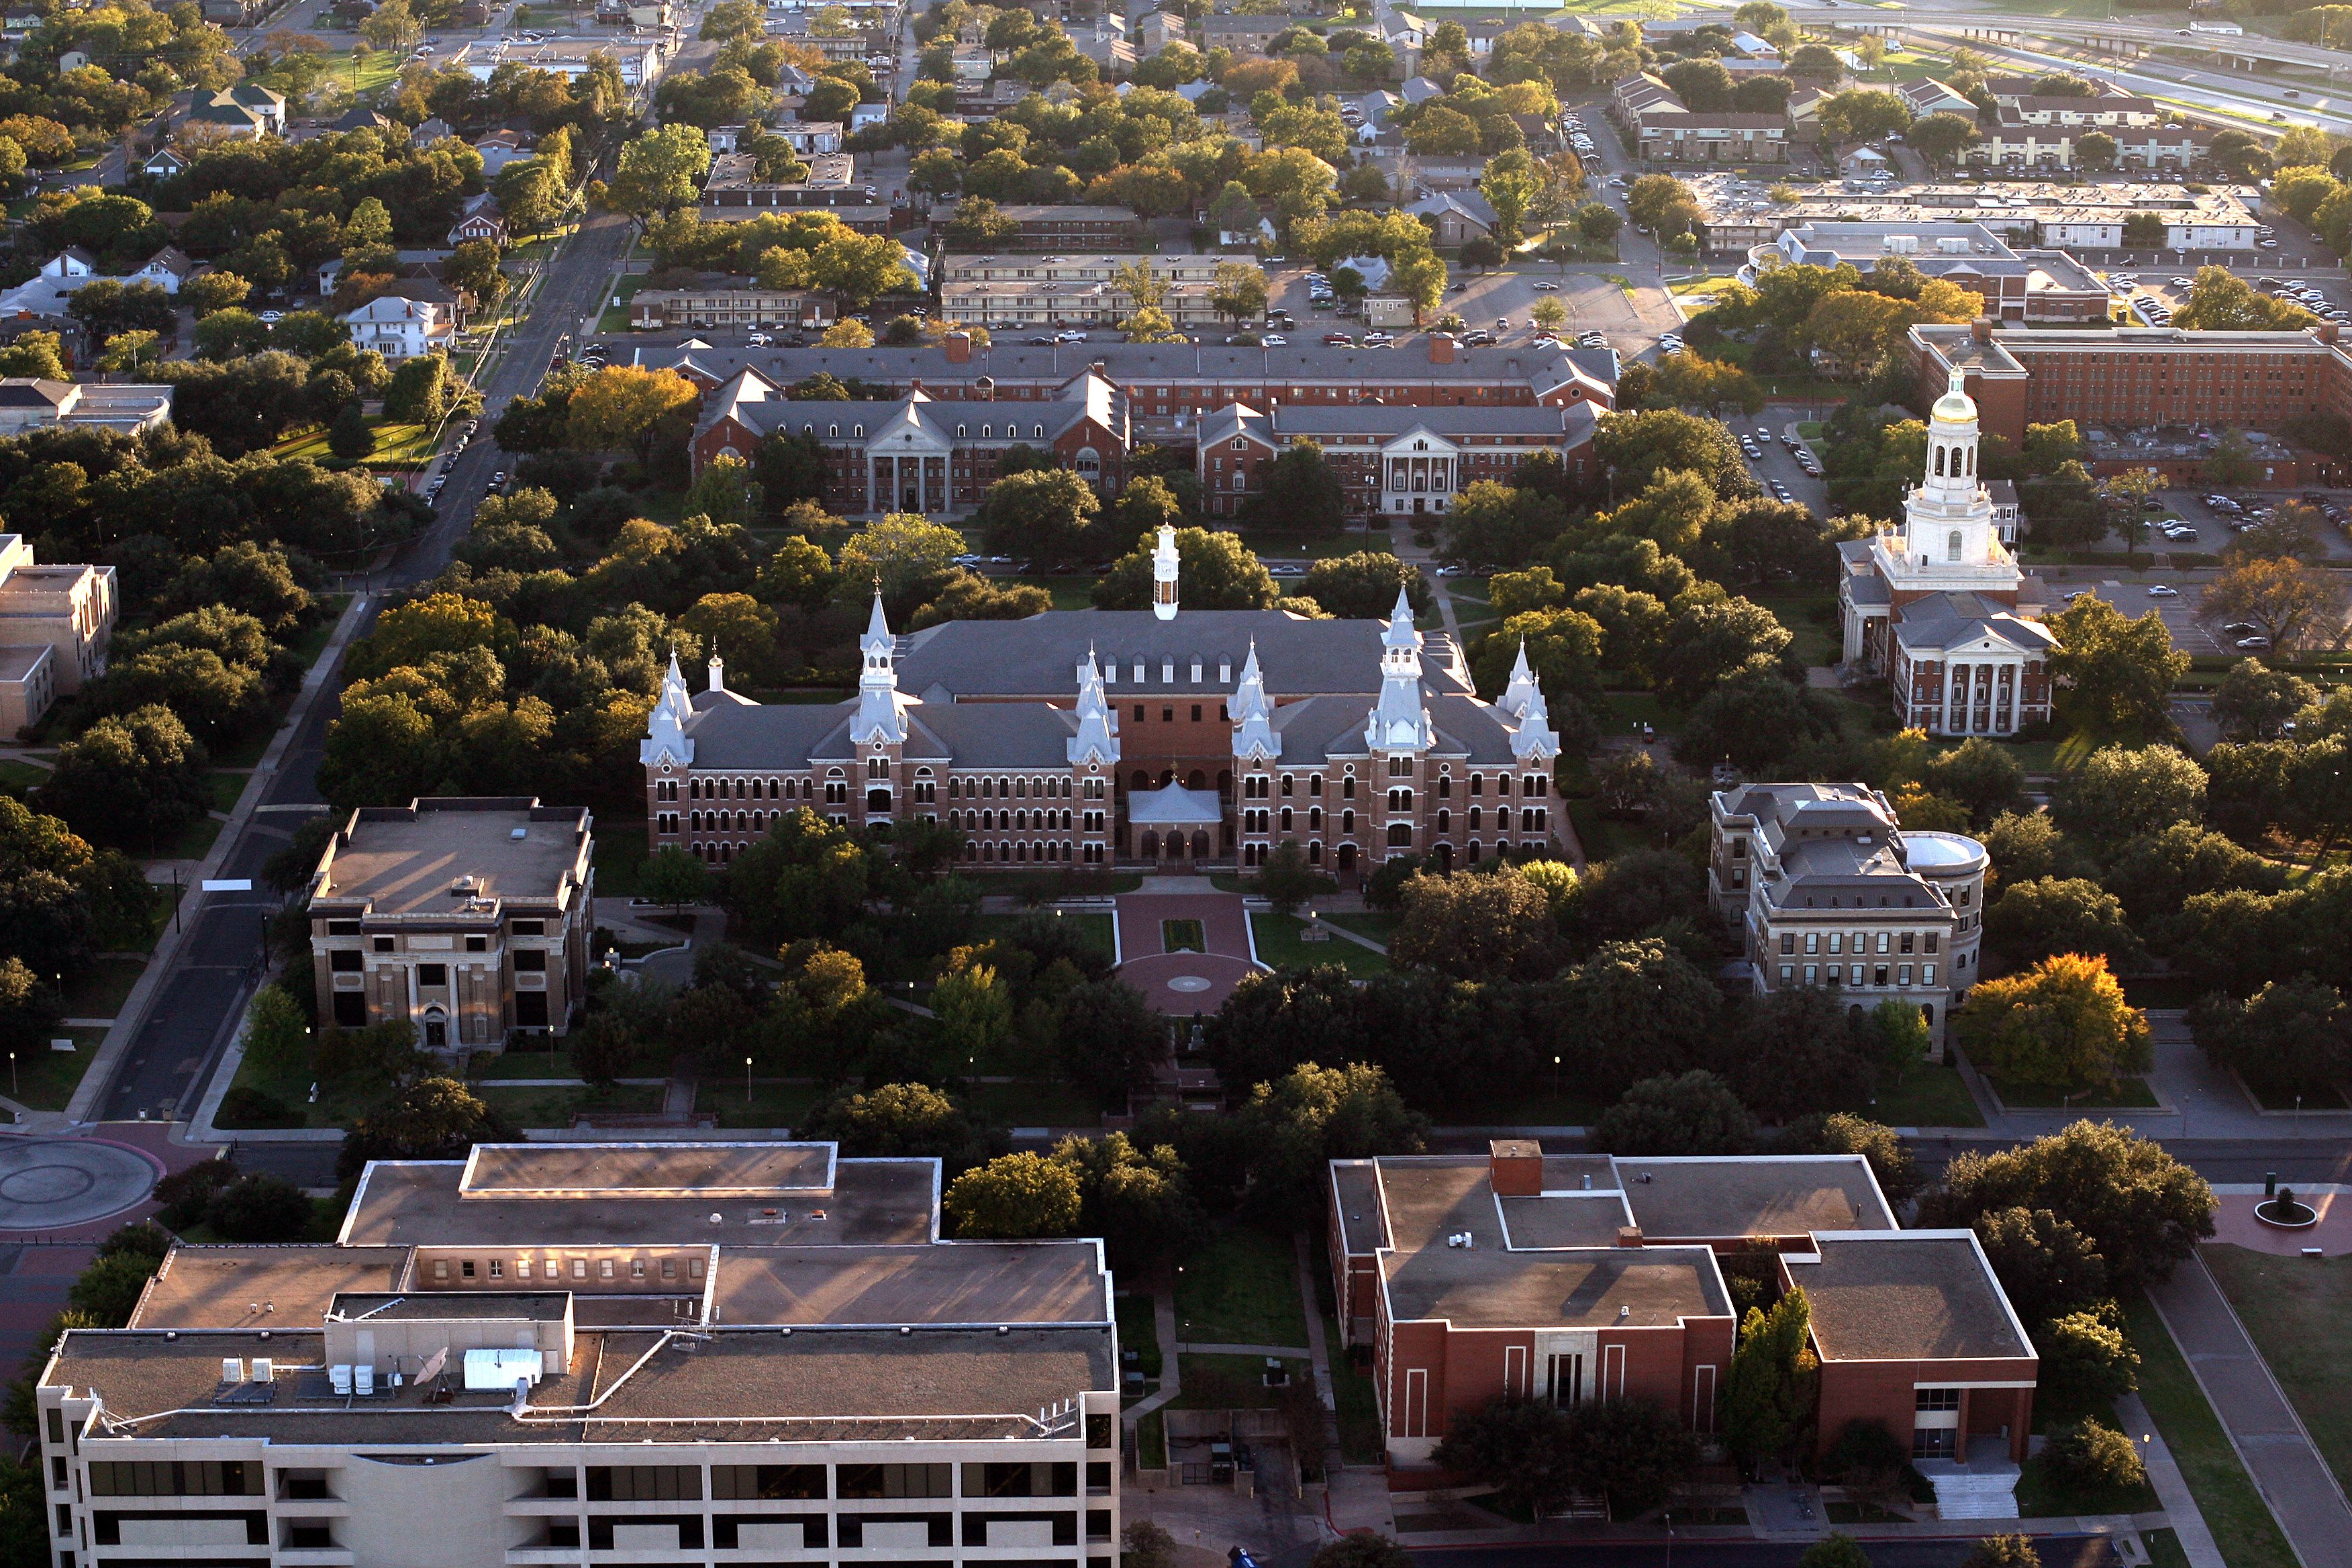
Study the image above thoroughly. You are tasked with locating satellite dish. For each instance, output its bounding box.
[418,1346,449,1386]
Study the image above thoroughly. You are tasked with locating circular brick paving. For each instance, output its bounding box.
[0,1139,157,1230]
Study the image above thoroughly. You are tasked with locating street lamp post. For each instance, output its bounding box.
[745,1055,753,1107]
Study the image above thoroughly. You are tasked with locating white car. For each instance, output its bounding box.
[1055,329,1086,343]
[746,331,771,345]
[1261,334,1287,346]
[1532,281,1560,291]
[2169,277,2194,288]
[2147,584,2181,597]
[258,309,284,324]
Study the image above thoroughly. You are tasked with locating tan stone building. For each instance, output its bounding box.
[306,797,595,1050]
[0,532,115,733]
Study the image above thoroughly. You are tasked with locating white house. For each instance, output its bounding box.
[343,280,460,360]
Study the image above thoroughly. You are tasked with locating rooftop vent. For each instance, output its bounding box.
[450,875,478,895]
[509,827,528,840]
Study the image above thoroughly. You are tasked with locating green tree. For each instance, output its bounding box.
[2204,555,2349,654]
[328,400,376,460]
[207,1173,315,1242]
[1972,1206,2109,1324]
[1965,952,2151,1095]
[975,467,1108,567]
[2174,265,2313,330]
[1432,1399,1579,1515]
[1391,869,1561,982]
[1254,840,1332,916]
[1244,440,1348,534]
[799,1081,991,1167]
[611,123,714,216]
[2189,977,2351,1100]
[1310,1537,1414,1568]
[1962,1536,2043,1568]
[1655,597,1791,707]
[1720,1287,1818,1467]
[839,513,967,616]
[1297,554,1430,622]
[1922,1120,2213,1287]
[1800,1537,1874,1568]
[2039,1308,2140,1410]
[943,1150,1083,1237]
[385,352,449,426]
[1094,526,1278,611]
[641,845,710,912]
[2050,744,2206,843]
[337,1077,518,1180]
[1235,1061,1425,1216]
[241,984,311,1079]
[1589,1070,1755,1155]
[68,1252,161,1325]
[40,705,211,852]
[1984,877,2145,971]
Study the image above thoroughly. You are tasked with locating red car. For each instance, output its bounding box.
[1322,332,1353,346]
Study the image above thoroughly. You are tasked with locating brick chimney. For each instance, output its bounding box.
[1616,1226,1645,1248]
[1970,316,1994,344]
[944,331,971,363]
[1428,332,1456,364]
[2319,322,2341,344]
[1488,1138,1542,1197]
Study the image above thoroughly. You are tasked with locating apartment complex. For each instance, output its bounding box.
[1328,1143,2035,1502]
[629,286,834,331]
[305,798,595,1048]
[640,558,1561,873]
[1610,72,1791,164]
[931,207,1144,250]
[1690,175,2261,256]
[34,1142,1120,1568]
[1912,318,2352,467]
[1708,781,1987,1049]
[1197,394,1598,522]
[0,532,115,732]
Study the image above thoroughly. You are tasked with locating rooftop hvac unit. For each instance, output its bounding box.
[464,1348,546,1391]
[1937,236,1970,253]
[1883,234,1920,254]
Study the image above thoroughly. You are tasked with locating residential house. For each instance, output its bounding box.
[1136,7,1181,52]
[344,279,462,360]
[776,120,844,154]
[472,128,534,176]
[1406,190,1497,246]
[181,82,285,138]
[447,191,507,246]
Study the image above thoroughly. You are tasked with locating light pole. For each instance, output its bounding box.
[745,1055,753,1107]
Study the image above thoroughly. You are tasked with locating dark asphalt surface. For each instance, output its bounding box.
[94,209,641,1130]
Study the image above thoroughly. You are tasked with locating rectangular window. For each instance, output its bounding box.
[585,1467,701,1502]
[1915,1388,1961,1412]
[838,1464,952,1500]
[1875,932,1891,955]
[87,1463,262,1497]
[511,919,544,935]
[1801,965,1815,984]
[329,949,362,973]
[1779,964,1794,983]
[1900,932,1915,954]
[1898,965,1913,986]
[1925,933,1940,954]
[712,1466,828,1500]
[963,1463,1077,1498]
[1779,933,1794,955]
[417,964,448,986]
[514,949,547,972]
[326,920,362,936]
[1923,964,1937,985]
[1803,932,1817,954]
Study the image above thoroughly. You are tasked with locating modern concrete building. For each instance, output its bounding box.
[1328,1142,2035,1515]
[34,1142,1120,1568]
[1708,781,1988,1050]
[305,798,595,1048]
[1756,222,2109,325]
[0,532,115,732]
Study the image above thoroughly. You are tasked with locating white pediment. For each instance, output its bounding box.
[1382,427,1459,458]
[871,407,952,453]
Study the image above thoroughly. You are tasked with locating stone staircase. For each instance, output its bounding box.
[1918,1441,2023,1520]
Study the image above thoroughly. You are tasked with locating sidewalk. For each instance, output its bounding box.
[2151,1251,2352,1568]
[55,591,377,1130]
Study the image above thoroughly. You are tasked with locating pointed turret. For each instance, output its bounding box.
[1151,524,1180,622]
[1365,585,1432,752]
[851,589,908,747]
[1230,639,1281,761]
[1509,665,1560,764]
[638,646,695,767]
[1067,644,1121,766]
[1499,638,1540,719]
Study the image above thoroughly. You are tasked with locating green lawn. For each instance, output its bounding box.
[2124,1292,2300,1568]
[2145,1530,2192,1568]
[1116,1291,1163,1379]
[1987,1073,2159,1110]
[965,1079,1102,1128]
[1323,912,1398,945]
[1161,918,1204,953]
[1872,1055,1984,1128]
[1172,1352,1307,1410]
[2202,1246,2352,1495]
[703,1078,822,1128]
[1008,575,1096,611]
[205,773,245,813]
[272,420,444,471]
[1174,1226,1308,1349]
[472,1045,579,1081]
[60,957,146,1020]
[1251,914,1387,976]
[1753,591,1839,669]
[597,273,648,334]
[972,910,1117,963]
[1325,1314,1384,1463]
[1137,1409,1167,1469]
[1442,1086,1612,1126]
[6,1028,104,1112]
[0,757,48,795]
[475,1082,664,1127]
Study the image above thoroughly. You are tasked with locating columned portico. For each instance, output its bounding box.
[1383,430,1459,514]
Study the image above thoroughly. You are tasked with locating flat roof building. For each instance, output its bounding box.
[1329,1142,2034,1512]
[38,1142,1120,1568]
[306,797,595,1050]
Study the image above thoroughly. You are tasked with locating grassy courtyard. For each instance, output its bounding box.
[1173,1226,1308,1349]
[2202,1246,2352,1495]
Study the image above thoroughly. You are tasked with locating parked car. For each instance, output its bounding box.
[2147,584,2181,596]
[1322,332,1353,346]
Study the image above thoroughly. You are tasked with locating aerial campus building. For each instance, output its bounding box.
[34,1142,1120,1568]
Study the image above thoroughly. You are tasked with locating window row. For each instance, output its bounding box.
[430,1253,707,1285]
[1779,930,1941,957]
[585,1463,1078,1503]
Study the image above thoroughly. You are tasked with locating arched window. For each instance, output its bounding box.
[1947,530,1963,563]
[1032,424,1044,438]
[1934,445,1945,477]
[982,425,992,438]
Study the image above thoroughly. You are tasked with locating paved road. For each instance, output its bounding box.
[2151,1253,2352,1568]
[90,211,640,1126]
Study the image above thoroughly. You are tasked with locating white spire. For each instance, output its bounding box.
[1151,524,1179,622]
[638,646,695,767]
[851,590,907,746]
[1230,639,1280,761]
[1509,665,1560,764]
[1365,589,1431,753]
[1067,645,1120,765]
[1500,638,1540,718]
[707,645,726,693]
